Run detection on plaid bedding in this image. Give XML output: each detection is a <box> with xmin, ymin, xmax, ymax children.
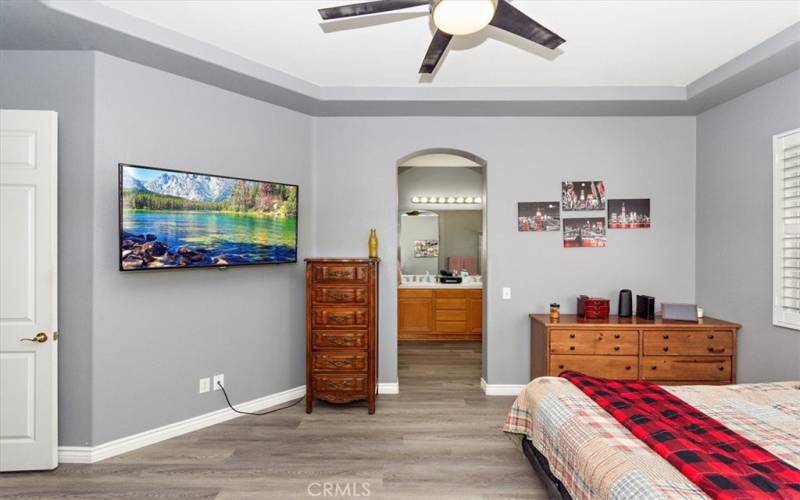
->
<box><xmin>504</xmin><ymin>377</ymin><xmax>800</xmax><ymax>500</ymax></box>
<box><xmin>561</xmin><ymin>372</ymin><xmax>800</xmax><ymax>499</ymax></box>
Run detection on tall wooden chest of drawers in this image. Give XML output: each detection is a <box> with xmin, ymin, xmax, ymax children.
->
<box><xmin>306</xmin><ymin>258</ymin><xmax>379</xmax><ymax>414</ymax></box>
<box><xmin>530</xmin><ymin>314</ymin><xmax>740</xmax><ymax>385</ymax></box>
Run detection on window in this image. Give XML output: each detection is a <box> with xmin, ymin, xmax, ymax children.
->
<box><xmin>773</xmin><ymin>128</ymin><xmax>800</xmax><ymax>330</ymax></box>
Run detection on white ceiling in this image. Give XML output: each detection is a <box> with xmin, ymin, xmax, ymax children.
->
<box><xmin>95</xmin><ymin>0</ymin><xmax>800</xmax><ymax>88</ymax></box>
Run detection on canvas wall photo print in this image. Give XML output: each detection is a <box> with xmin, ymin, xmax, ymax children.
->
<box><xmin>119</xmin><ymin>164</ymin><xmax>298</xmax><ymax>270</ymax></box>
<box><xmin>563</xmin><ymin>217</ymin><xmax>607</xmax><ymax>248</ymax></box>
<box><xmin>518</xmin><ymin>202</ymin><xmax>560</xmax><ymax>232</ymax></box>
<box><xmin>608</xmin><ymin>198</ymin><xmax>651</xmax><ymax>229</ymax></box>
<box><xmin>562</xmin><ymin>181</ymin><xmax>606</xmax><ymax>211</ymax></box>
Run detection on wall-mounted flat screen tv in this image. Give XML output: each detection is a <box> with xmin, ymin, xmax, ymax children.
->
<box><xmin>119</xmin><ymin>164</ymin><xmax>298</xmax><ymax>271</ymax></box>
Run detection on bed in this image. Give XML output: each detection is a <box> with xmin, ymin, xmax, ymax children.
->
<box><xmin>504</xmin><ymin>377</ymin><xmax>800</xmax><ymax>499</ymax></box>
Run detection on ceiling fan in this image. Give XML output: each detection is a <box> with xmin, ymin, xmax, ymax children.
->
<box><xmin>318</xmin><ymin>0</ymin><xmax>565</xmax><ymax>74</ymax></box>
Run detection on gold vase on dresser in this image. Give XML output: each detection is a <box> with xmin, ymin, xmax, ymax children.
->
<box><xmin>306</xmin><ymin>258</ymin><xmax>379</xmax><ymax>414</ymax></box>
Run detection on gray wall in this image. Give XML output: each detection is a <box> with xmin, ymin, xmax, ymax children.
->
<box><xmin>696</xmin><ymin>69</ymin><xmax>800</xmax><ymax>383</ymax></box>
<box><xmin>1</xmin><ymin>51</ymin><xmax>314</xmax><ymax>446</ymax></box>
<box><xmin>398</xmin><ymin>167</ymin><xmax>483</xmax><ymax>212</ymax></box>
<box><xmin>89</xmin><ymin>53</ymin><xmax>313</xmax><ymax>444</ymax></box>
<box><xmin>315</xmin><ymin>116</ymin><xmax>696</xmax><ymax>384</ymax></box>
<box><xmin>0</xmin><ymin>51</ymin><xmax>95</xmax><ymax>446</ymax></box>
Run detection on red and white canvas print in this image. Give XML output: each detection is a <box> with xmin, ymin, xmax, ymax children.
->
<box><xmin>608</xmin><ymin>199</ymin><xmax>651</xmax><ymax>229</ymax></box>
<box><xmin>563</xmin><ymin>217</ymin><xmax>607</xmax><ymax>248</ymax></box>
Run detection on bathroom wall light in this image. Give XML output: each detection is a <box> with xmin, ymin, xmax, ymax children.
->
<box><xmin>411</xmin><ymin>195</ymin><xmax>483</xmax><ymax>204</ymax></box>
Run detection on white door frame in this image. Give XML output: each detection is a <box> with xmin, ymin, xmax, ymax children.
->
<box><xmin>0</xmin><ymin>109</ymin><xmax>59</xmax><ymax>471</ymax></box>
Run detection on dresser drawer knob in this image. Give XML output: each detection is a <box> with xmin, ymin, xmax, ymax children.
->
<box><xmin>614</xmin><ymin>334</ymin><xmax>620</xmax><ymax>339</ymax></box>
<box><xmin>708</xmin><ymin>347</ymin><xmax>725</xmax><ymax>353</ymax></box>
<box><xmin>558</xmin><ymin>364</ymin><xmax>565</xmax><ymax>369</ymax></box>
<box><xmin>569</xmin><ymin>346</ymin><xmax>576</xmax><ymax>351</ymax></box>
<box><xmin>663</xmin><ymin>347</ymin><xmax>669</xmax><ymax>352</ymax></box>
<box><xmin>625</xmin><ymin>365</ymin><xmax>631</xmax><ymax>370</ymax></box>
<box><xmin>662</xmin><ymin>335</ymin><xmax>669</xmax><ymax>340</ymax></box>
<box><xmin>569</xmin><ymin>333</ymin><xmax>575</xmax><ymax>339</ymax></box>
<box><xmin>718</xmin><ymin>366</ymin><xmax>725</xmax><ymax>371</ymax></box>
<box><xmin>330</xmin><ymin>336</ymin><xmax>348</xmax><ymax>345</ymax></box>
<box><xmin>708</xmin><ymin>334</ymin><xmax>715</xmax><ymax>340</ymax></box>
<box><xmin>614</xmin><ymin>346</ymin><xmax>620</xmax><ymax>351</ymax></box>
<box><xmin>651</xmin><ymin>366</ymin><xmax>657</xmax><ymax>370</ymax></box>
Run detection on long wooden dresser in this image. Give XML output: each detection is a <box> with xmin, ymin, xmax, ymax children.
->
<box><xmin>306</xmin><ymin>258</ymin><xmax>379</xmax><ymax>414</ymax></box>
<box><xmin>530</xmin><ymin>314</ymin><xmax>740</xmax><ymax>385</ymax></box>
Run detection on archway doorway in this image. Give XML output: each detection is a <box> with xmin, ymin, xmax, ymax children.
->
<box><xmin>395</xmin><ymin>149</ymin><xmax>487</xmax><ymax>395</ymax></box>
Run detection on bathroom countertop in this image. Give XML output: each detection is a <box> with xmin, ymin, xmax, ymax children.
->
<box><xmin>398</xmin><ymin>282</ymin><xmax>483</xmax><ymax>289</ymax></box>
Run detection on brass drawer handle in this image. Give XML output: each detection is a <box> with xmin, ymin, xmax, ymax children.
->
<box><xmin>329</xmin><ymin>291</ymin><xmax>351</xmax><ymax>301</ymax></box>
<box><xmin>328</xmin><ymin>336</ymin><xmax>350</xmax><ymax>345</ymax></box>
<box><xmin>328</xmin><ymin>359</ymin><xmax>353</xmax><ymax>368</ymax></box>
<box><xmin>328</xmin><ymin>270</ymin><xmax>353</xmax><ymax>278</ymax></box>
<box><xmin>325</xmin><ymin>380</ymin><xmax>351</xmax><ymax>390</ymax></box>
<box><xmin>327</xmin><ymin>314</ymin><xmax>350</xmax><ymax>324</ymax></box>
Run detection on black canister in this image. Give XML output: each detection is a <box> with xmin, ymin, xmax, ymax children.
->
<box><xmin>618</xmin><ymin>289</ymin><xmax>633</xmax><ymax>317</ymax></box>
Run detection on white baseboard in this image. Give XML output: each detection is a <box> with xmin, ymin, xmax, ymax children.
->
<box><xmin>481</xmin><ymin>378</ymin><xmax>526</xmax><ymax>396</ymax></box>
<box><xmin>377</xmin><ymin>382</ymin><xmax>399</xmax><ymax>394</ymax></box>
<box><xmin>58</xmin><ymin>385</ymin><xmax>306</xmax><ymax>464</ymax></box>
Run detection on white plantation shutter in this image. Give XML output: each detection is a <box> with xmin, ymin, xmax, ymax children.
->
<box><xmin>774</xmin><ymin>128</ymin><xmax>800</xmax><ymax>330</ymax></box>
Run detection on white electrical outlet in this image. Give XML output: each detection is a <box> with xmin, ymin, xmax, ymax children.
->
<box><xmin>213</xmin><ymin>373</ymin><xmax>224</xmax><ymax>391</ymax></box>
<box><xmin>199</xmin><ymin>377</ymin><xmax>211</xmax><ymax>394</ymax></box>
<box><xmin>502</xmin><ymin>287</ymin><xmax>511</xmax><ymax>300</ymax></box>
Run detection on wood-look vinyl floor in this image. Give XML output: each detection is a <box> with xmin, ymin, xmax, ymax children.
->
<box><xmin>2</xmin><ymin>342</ymin><xmax>545</xmax><ymax>499</ymax></box>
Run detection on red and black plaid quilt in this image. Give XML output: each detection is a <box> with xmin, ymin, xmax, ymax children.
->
<box><xmin>561</xmin><ymin>371</ymin><xmax>800</xmax><ymax>499</ymax></box>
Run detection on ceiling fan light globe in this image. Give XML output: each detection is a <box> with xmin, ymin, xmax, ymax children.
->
<box><xmin>432</xmin><ymin>0</ymin><xmax>497</xmax><ymax>36</ymax></box>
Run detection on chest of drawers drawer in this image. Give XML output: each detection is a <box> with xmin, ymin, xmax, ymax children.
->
<box><xmin>312</xmin><ymin>330</ymin><xmax>367</xmax><ymax>349</ymax></box>
<box><xmin>641</xmin><ymin>356</ymin><xmax>731</xmax><ymax>382</ymax></box>
<box><xmin>312</xmin><ymin>264</ymin><xmax>368</xmax><ymax>283</ymax></box>
<box><xmin>313</xmin><ymin>374</ymin><xmax>367</xmax><ymax>394</ymax></box>
<box><xmin>312</xmin><ymin>286</ymin><xmax>368</xmax><ymax>305</ymax></box>
<box><xmin>311</xmin><ymin>307</ymin><xmax>368</xmax><ymax>329</ymax></box>
<box><xmin>312</xmin><ymin>351</ymin><xmax>367</xmax><ymax>372</ymax></box>
<box><xmin>549</xmin><ymin>355</ymin><xmax>638</xmax><ymax>379</ymax></box>
<box><xmin>550</xmin><ymin>329</ymin><xmax>638</xmax><ymax>355</ymax></box>
<box><xmin>643</xmin><ymin>330</ymin><xmax>733</xmax><ymax>356</ymax></box>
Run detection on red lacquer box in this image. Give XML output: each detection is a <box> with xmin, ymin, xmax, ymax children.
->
<box><xmin>577</xmin><ymin>295</ymin><xmax>610</xmax><ymax>319</ymax></box>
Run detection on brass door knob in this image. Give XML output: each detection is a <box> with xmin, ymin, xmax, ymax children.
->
<box><xmin>20</xmin><ymin>332</ymin><xmax>48</xmax><ymax>343</ymax></box>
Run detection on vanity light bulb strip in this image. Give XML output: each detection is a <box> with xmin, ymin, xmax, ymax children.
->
<box><xmin>411</xmin><ymin>196</ymin><xmax>482</xmax><ymax>204</ymax></box>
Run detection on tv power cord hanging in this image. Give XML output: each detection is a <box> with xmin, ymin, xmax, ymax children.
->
<box><xmin>217</xmin><ymin>381</ymin><xmax>303</xmax><ymax>416</ymax></box>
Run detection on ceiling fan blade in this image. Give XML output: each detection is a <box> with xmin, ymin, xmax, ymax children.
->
<box><xmin>319</xmin><ymin>0</ymin><xmax>429</xmax><ymax>20</ymax></box>
<box><xmin>489</xmin><ymin>0</ymin><xmax>565</xmax><ymax>49</ymax></box>
<box><xmin>419</xmin><ymin>29</ymin><xmax>452</xmax><ymax>73</ymax></box>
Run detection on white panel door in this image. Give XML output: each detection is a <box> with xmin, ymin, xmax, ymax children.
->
<box><xmin>0</xmin><ymin>110</ymin><xmax>58</xmax><ymax>471</ymax></box>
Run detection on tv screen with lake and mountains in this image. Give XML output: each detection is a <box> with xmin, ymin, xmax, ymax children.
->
<box><xmin>119</xmin><ymin>164</ymin><xmax>298</xmax><ymax>271</ymax></box>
